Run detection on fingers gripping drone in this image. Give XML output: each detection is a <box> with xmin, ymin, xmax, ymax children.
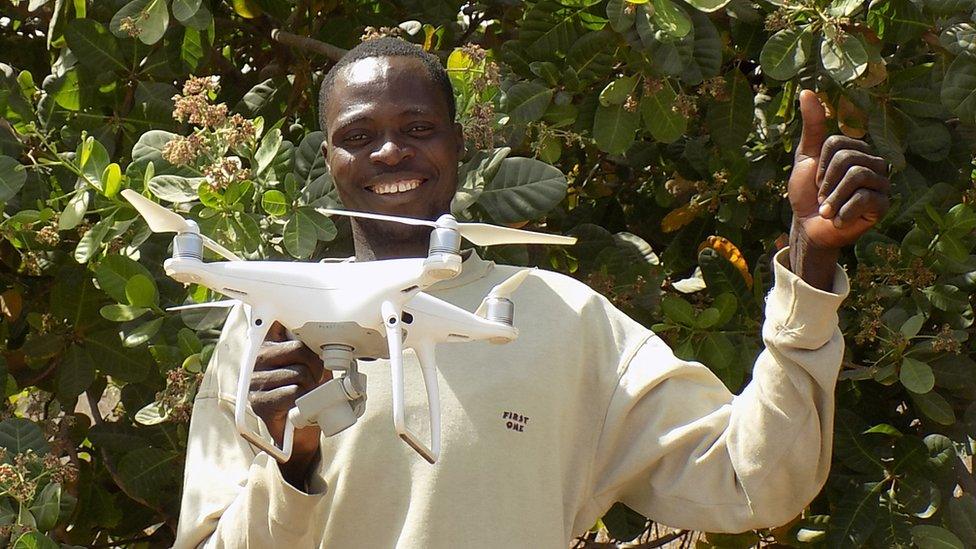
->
<box><xmin>121</xmin><ymin>190</ymin><xmax>575</xmax><ymax>463</ymax></box>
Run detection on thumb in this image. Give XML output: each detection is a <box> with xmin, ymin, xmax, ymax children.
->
<box><xmin>796</xmin><ymin>89</ymin><xmax>827</xmax><ymax>162</ymax></box>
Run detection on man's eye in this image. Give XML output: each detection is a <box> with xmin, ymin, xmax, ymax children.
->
<box><xmin>345</xmin><ymin>133</ymin><xmax>369</xmax><ymax>143</ymax></box>
<box><xmin>408</xmin><ymin>125</ymin><xmax>433</xmax><ymax>133</ymax></box>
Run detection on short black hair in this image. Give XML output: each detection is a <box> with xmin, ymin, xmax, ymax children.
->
<box><xmin>318</xmin><ymin>37</ymin><xmax>456</xmax><ymax>134</ymax></box>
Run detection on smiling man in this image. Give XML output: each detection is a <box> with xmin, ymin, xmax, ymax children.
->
<box><xmin>175</xmin><ymin>38</ymin><xmax>889</xmax><ymax>548</ymax></box>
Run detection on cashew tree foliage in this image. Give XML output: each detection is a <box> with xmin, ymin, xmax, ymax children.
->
<box><xmin>0</xmin><ymin>0</ymin><xmax>975</xmax><ymax>546</ymax></box>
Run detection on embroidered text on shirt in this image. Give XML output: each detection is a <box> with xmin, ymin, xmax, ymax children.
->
<box><xmin>502</xmin><ymin>411</ymin><xmax>529</xmax><ymax>432</ymax></box>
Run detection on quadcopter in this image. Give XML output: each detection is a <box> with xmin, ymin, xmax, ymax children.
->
<box><xmin>120</xmin><ymin>189</ymin><xmax>576</xmax><ymax>464</ymax></box>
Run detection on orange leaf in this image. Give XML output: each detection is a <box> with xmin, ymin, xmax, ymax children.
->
<box><xmin>838</xmin><ymin>95</ymin><xmax>868</xmax><ymax>139</ymax></box>
<box><xmin>661</xmin><ymin>204</ymin><xmax>698</xmax><ymax>233</ymax></box>
<box><xmin>0</xmin><ymin>290</ymin><xmax>22</xmax><ymax>322</ymax></box>
<box><xmin>698</xmin><ymin>236</ymin><xmax>753</xmax><ymax>288</ymax></box>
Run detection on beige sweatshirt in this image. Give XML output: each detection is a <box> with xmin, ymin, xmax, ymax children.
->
<box><xmin>174</xmin><ymin>248</ymin><xmax>849</xmax><ymax>549</ymax></box>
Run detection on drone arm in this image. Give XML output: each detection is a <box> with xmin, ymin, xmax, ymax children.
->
<box><xmin>383</xmin><ymin>300</ymin><xmax>440</xmax><ymax>464</ymax></box>
<box><xmin>234</xmin><ymin>305</ymin><xmax>294</xmax><ymax>463</ymax></box>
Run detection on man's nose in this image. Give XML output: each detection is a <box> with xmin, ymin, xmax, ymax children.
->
<box><xmin>370</xmin><ymin>136</ymin><xmax>413</xmax><ymax>166</ymax></box>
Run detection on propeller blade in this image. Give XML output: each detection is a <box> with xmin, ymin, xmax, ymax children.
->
<box><xmin>475</xmin><ymin>269</ymin><xmax>534</xmax><ymax>317</ymax></box>
<box><xmin>200</xmin><ymin>234</ymin><xmax>244</xmax><ymax>262</ymax></box>
<box><xmin>458</xmin><ymin>223</ymin><xmax>577</xmax><ymax>247</ymax></box>
<box><xmin>167</xmin><ymin>300</ymin><xmax>240</xmax><ymax>312</ymax></box>
<box><xmin>318</xmin><ymin>208</ymin><xmax>436</xmax><ymax>228</ymax></box>
<box><xmin>121</xmin><ymin>189</ymin><xmax>193</xmax><ymax>234</ymax></box>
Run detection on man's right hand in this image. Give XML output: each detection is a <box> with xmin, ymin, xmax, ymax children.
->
<box><xmin>250</xmin><ymin>321</ymin><xmax>331</xmax><ymax>484</ymax></box>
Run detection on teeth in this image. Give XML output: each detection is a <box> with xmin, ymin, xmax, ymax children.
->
<box><xmin>370</xmin><ymin>179</ymin><xmax>422</xmax><ymax>195</ymax></box>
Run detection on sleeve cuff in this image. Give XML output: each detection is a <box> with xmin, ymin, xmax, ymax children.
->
<box><xmin>252</xmin><ymin>452</ymin><xmax>327</xmax><ymax>534</ymax></box>
<box><xmin>764</xmin><ymin>247</ymin><xmax>849</xmax><ymax>350</ymax></box>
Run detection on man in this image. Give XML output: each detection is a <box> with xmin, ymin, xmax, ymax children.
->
<box><xmin>175</xmin><ymin>38</ymin><xmax>889</xmax><ymax>547</ymax></box>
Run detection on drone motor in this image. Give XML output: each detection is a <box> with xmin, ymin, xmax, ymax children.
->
<box><xmin>172</xmin><ymin>221</ymin><xmax>204</xmax><ymax>261</ymax></box>
<box><xmin>423</xmin><ymin>214</ymin><xmax>463</xmax><ymax>281</ymax></box>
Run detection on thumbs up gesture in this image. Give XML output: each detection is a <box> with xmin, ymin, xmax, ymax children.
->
<box><xmin>789</xmin><ymin>90</ymin><xmax>890</xmax><ymax>249</ymax></box>
<box><xmin>786</xmin><ymin>90</ymin><xmax>890</xmax><ymax>289</ymax></box>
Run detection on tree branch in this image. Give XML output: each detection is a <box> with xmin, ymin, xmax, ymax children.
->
<box><xmin>271</xmin><ymin>30</ymin><xmax>347</xmax><ymax>62</ymax></box>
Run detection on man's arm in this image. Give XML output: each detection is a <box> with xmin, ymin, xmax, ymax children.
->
<box><xmin>174</xmin><ymin>308</ymin><xmax>330</xmax><ymax>549</ymax></box>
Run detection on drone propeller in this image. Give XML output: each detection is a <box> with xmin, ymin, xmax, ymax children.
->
<box><xmin>475</xmin><ymin>269</ymin><xmax>534</xmax><ymax>318</ymax></box>
<box><xmin>319</xmin><ymin>209</ymin><xmax>577</xmax><ymax>247</ymax></box>
<box><xmin>121</xmin><ymin>189</ymin><xmax>243</xmax><ymax>262</ymax></box>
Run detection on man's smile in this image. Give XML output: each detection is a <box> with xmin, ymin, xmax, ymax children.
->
<box><xmin>366</xmin><ymin>177</ymin><xmax>426</xmax><ymax>195</ymax></box>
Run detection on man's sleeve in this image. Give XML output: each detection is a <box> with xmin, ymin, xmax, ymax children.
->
<box><xmin>576</xmin><ymin>247</ymin><xmax>849</xmax><ymax>534</ymax></box>
<box><xmin>174</xmin><ymin>307</ymin><xmax>329</xmax><ymax>549</ymax></box>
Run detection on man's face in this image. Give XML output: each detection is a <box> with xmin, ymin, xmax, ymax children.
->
<box><xmin>323</xmin><ymin>56</ymin><xmax>462</xmax><ymax>242</ymax></box>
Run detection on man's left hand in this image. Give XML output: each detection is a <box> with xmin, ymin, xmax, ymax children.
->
<box><xmin>787</xmin><ymin>89</ymin><xmax>891</xmax><ymax>290</ymax></box>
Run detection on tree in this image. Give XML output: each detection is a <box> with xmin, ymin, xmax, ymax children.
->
<box><xmin>0</xmin><ymin>0</ymin><xmax>974</xmax><ymax>546</ymax></box>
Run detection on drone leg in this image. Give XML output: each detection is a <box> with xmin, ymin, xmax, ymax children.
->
<box><xmin>382</xmin><ymin>301</ymin><xmax>437</xmax><ymax>464</ymax></box>
<box><xmin>234</xmin><ymin>305</ymin><xmax>294</xmax><ymax>463</ymax></box>
<box><xmin>414</xmin><ymin>340</ymin><xmax>441</xmax><ymax>462</ymax></box>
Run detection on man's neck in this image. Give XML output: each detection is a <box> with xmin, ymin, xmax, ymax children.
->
<box><xmin>351</xmin><ymin>222</ymin><xmax>430</xmax><ymax>261</ymax></box>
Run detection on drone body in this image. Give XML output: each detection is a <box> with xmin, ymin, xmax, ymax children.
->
<box><xmin>120</xmin><ymin>189</ymin><xmax>574</xmax><ymax>464</ymax></box>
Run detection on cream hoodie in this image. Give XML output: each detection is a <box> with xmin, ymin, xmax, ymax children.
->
<box><xmin>175</xmin><ymin>248</ymin><xmax>848</xmax><ymax>548</ymax></box>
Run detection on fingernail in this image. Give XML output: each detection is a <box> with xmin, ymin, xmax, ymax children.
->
<box><xmin>819</xmin><ymin>203</ymin><xmax>833</xmax><ymax>218</ymax></box>
<box><xmin>817</xmin><ymin>195</ymin><xmax>825</xmax><ymax>205</ymax></box>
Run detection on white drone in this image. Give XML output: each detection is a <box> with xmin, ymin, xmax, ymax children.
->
<box><xmin>120</xmin><ymin>189</ymin><xmax>575</xmax><ymax>464</ymax></box>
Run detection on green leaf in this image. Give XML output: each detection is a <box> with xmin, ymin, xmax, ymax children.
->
<box><xmin>12</xmin><ymin>532</ymin><xmax>59</xmax><ymax>549</ymax></box>
<box><xmin>698</xmin><ymin>247</ymin><xmax>750</xmax><ymax>301</ymax></box>
<box><xmin>599</xmin><ymin>75</ymin><xmax>638</xmax><ymax>106</ymax></box>
<box><xmin>640</xmin><ymin>86</ymin><xmax>687</xmax><ymax>143</ymax></box>
<box><xmin>123</xmin><ymin>317</ymin><xmax>164</xmax><ymax>348</ymax></box>
<box><xmin>900</xmin><ymin>357</ymin><xmax>935</xmax><ymax>394</ymax></box>
<box><xmin>834</xmin><ymin>409</ymin><xmax>885</xmax><ymax>473</ymax></box>
<box><xmin>651</xmin><ymin>0</ymin><xmax>691</xmax><ymax>38</ymax></box>
<box><xmin>56</xmin><ymin>345</ymin><xmax>96</xmax><ymax>400</ymax></box>
<box><xmin>911</xmin><ymin>525</ymin><xmax>964</xmax><ymax>549</ymax></box>
<box><xmin>84</xmin><ymin>329</ymin><xmax>150</xmax><ymax>382</ymax></box>
<box><xmin>102</xmin><ymin>163</ymin><xmax>122</xmax><ymax>198</ymax></box>
<box><xmin>0</xmin><ymin>418</ymin><xmax>50</xmax><ymax>454</ymax></box>
<box><xmin>283</xmin><ymin>208</ymin><xmax>331</xmax><ymax>259</ymax></box>
<box><xmin>593</xmin><ymin>103</ymin><xmax>640</xmax><ymax>154</ymax></box>
<box><xmin>502</xmin><ymin>81</ymin><xmax>553</xmax><ymax>124</ymax></box>
<box><xmin>255</xmin><ymin>128</ymin><xmax>282</xmax><ymax>177</ymax></box>
<box><xmin>262</xmin><ymin>189</ymin><xmax>288</xmax><ymax>216</ymax></box>
<box><xmin>64</xmin><ymin>19</ymin><xmax>125</xmax><ymax>73</ymax></box>
<box><xmin>566</xmin><ymin>31</ymin><xmax>615</xmax><ymax>83</ymax></box>
<box><xmin>96</xmin><ymin>254</ymin><xmax>154</xmax><ymax>304</ymax></box>
<box><xmin>827</xmin><ymin>483</ymin><xmax>881</xmax><ymax>548</ymax></box>
<box><xmin>0</xmin><ymin>155</ymin><xmax>27</xmax><ymax>202</ymax></box>
<box><xmin>680</xmin><ymin>10</ymin><xmax>722</xmax><ymax>85</ymax></box>
<box><xmin>74</xmin><ymin>218</ymin><xmax>112</xmax><ymax>264</ymax></box>
<box><xmin>295</xmin><ymin>131</ymin><xmax>336</xmax><ymax>205</ymax></box>
<box><xmin>148</xmin><ymin>175</ymin><xmax>203</xmax><ymax>203</ymax></box>
<box><xmin>867</xmin><ymin>0</ymin><xmax>928</xmax><ymax>45</ymax></box>
<box><xmin>100</xmin><ymin>304</ymin><xmax>150</xmax><ymax>322</ymax></box>
<box><xmin>940</xmin><ymin>23</ymin><xmax>976</xmax><ymax>57</ymax></box>
<box><xmin>760</xmin><ymin>28</ymin><xmax>812</xmax><ymax>81</ymax></box>
<box><xmin>477</xmin><ymin>157</ymin><xmax>568</xmax><ymax>224</ymax></box>
<box><xmin>661</xmin><ymin>295</ymin><xmax>695</xmax><ymax>326</ymax></box>
<box><xmin>601</xmin><ymin>502</ymin><xmax>646</xmax><ymax>542</ymax></box>
<box><xmin>941</xmin><ymin>54</ymin><xmax>976</xmax><ymax>125</ymax></box>
<box><xmin>830</xmin><ymin>0</ymin><xmax>866</xmax><ymax>17</ymax></box>
<box><xmin>873</xmin><ymin>503</ymin><xmax>913</xmax><ymax>549</ymax></box>
<box><xmin>821</xmin><ymin>33</ymin><xmax>869</xmax><ymax>83</ymax></box>
<box><xmin>910</xmin><ymin>390</ymin><xmax>956</xmax><ymax>425</ymax></box>
<box><xmin>110</xmin><ymin>0</ymin><xmax>169</xmax><ymax>45</ymax></box>
<box><xmin>172</xmin><ymin>0</ymin><xmax>202</xmax><ymax>22</ymax></box>
<box><xmin>948</xmin><ymin>495</ymin><xmax>976</xmax><ymax>547</ymax></box>
<box><xmin>706</xmin><ymin>71</ymin><xmax>754</xmax><ymax>150</ymax></box>
<box><xmin>134</xmin><ymin>402</ymin><xmax>168</xmax><ymax>425</ymax></box>
<box><xmin>116</xmin><ymin>447</ymin><xmax>181</xmax><ymax>504</ymax></box>
<box><xmin>684</xmin><ymin>0</ymin><xmax>731</xmax><ymax>12</ymax></box>
<box><xmin>29</xmin><ymin>482</ymin><xmax>61</xmax><ymax>531</ymax></box>
<box><xmin>606</xmin><ymin>0</ymin><xmax>636</xmax><ymax>32</ymax></box>
<box><xmin>868</xmin><ymin>104</ymin><xmax>906</xmax><ymax>171</ymax></box>
<box><xmin>124</xmin><ymin>274</ymin><xmax>157</xmax><ymax>308</ymax></box>
<box><xmin>58</xmin><ymin>190</ymin><xmax>89</xmax><ymax>231</ymax></box>
<box><xmin>908</xmin><ymin>120</ymin><xmax>951</xmax><ymax>162</ymax></box>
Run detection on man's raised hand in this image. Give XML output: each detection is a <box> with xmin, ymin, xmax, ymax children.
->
<box><xmin>789</xmin><ymin>89</ymin><xmax>891</xmax><ymax>250</ymax></box>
